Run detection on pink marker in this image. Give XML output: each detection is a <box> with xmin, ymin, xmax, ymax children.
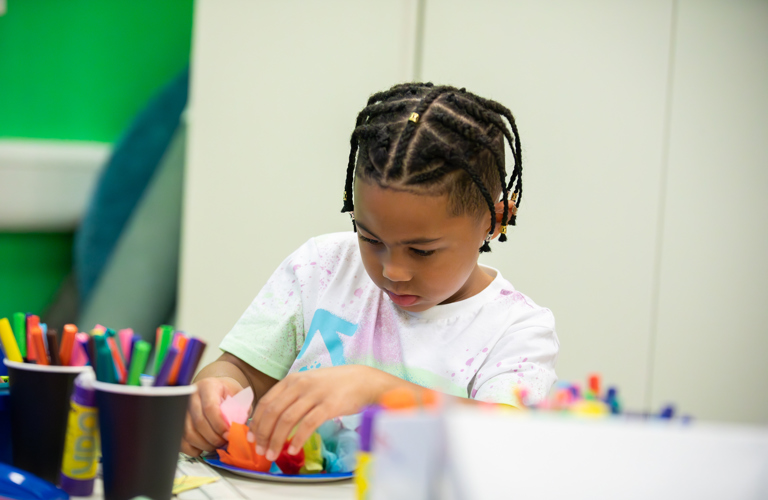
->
<box><xmin>70</xmin><ymin>333</ymin><xmax>91</xmax><ymax>366</ymax></box>
<box><xmin>118</xmin><ymin>328</ymin><xmax>134</xmax><ymax>366</ymax></box>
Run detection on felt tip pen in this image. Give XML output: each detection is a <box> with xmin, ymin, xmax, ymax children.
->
<box><xmin>106</xmin><ymin>336</ymin><xmax>127</xmax><ymax>383</ymax></box>
<box><xmin>31</xmin><ymin>327</ymin><xmax>48</xmax><ymax>365</ymax></box>
<box><xmin>175</xmin><ymin>338</ymin><xmax>207</xmax><ymax>386</ymax></box>
<box><xmin>118</xmin><ymin>329</ymin><xmax>134</xmax><ymax>366</ymax></box>
<box><xmin>0</xmin><ymin>318</ymin><xmax>23</xmax><ymax>363</ymax></box>
<box><xmin>153</xmin><ymin>325</ymin><xmax>174</xmax><ymax>376</ymax></box>
<box><xmin>46</xmin><ymin>329</ymin><xmax>61</xmax><ymax>365</ymax></box>
<box><xmin>59</xmin><ymin>324</ymin><xmax>78</xmax><ymax>367</ymax></box>
<box><xmin>94</xmin><ymin>337</ymin><xmax>116</xmax><ymax>383</ymax></box>
<box><xmin>26</xmin><ymin>315</ymin><xmax>40</xmax><ymax>362</ymax></box>
<box><xmin>70</xmin><ymin>334</ymin><xmax>90</xmax><ymax>367</ymax></box>
<box><xmin>126</xmin><ymin>340</ymin><xmax>151</xmax><ymax>386</ymax></box>
<box><xmin>153</xmin><ymin>347</ymin><xmax>179</xmax><ymax>387</ymax></box>
<box><xmin>12</xmin><ymin>312</ymin><xmax>26</xmax><ymax>359</ymax></box>
<box><xmin>167</xmin><ymin>334</ymin><xmax>188</xmax><ymax>386</ymax></box>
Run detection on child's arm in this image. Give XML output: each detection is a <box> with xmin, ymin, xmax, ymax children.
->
<box><xmin>249</xmin><ymin>365</ymin><xmax>496</xmax><ymax>462</ymax></box>
<box><xmin>181</xmin><ymin>352</ymin><xmax>278</xmax><ymax>457</ymax></box>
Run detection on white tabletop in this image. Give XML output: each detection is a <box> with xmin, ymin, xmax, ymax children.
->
<box><xmin>82</xmin><ymin>455</ymin><xmax>354</xmax><ymax>500</ymax></box>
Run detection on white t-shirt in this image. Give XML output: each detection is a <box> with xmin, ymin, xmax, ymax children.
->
<box><xmin>220</xmin><ymin>232</ymin><xmax>559</xmax><ymax>406</ymax></box>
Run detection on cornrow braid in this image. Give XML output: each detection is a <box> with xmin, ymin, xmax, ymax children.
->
<box><xmin>427</xmin><ymin>107</ymin><xmax>510</xmax><ymax>242</ymax></box>
<box><xmin>341</xmin><ymin>82</ymin><xmax>524</xmax><ymax>252</ymax></box>
<box><xmin>470</xmin><ymin>95</ymin><xmax>524</xmax><ymax>214</ymax></box>
<box><xmin>387</xmin><ymin>86</ymin><xmax>449</xmax><ymax>181</ymax></box>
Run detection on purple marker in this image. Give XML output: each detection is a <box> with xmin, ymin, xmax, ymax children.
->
<box><xmin>175</xmin><ymin>338</ymin><xmax>207</xmax><ymax>386</ymax></box>
<box><xmin>153</xmin><ymin>347</ymin><xmax>179</xmax><ymax>387</ymax></box>
<box><xmin>359</xmin><ymin>405</ymin><xmax>381</xmax><ymax>452</ymax></box>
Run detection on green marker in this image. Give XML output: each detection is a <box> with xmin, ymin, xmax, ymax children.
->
<box><xmin>127</xmin><ymin>340</ymin><xmax>151</xmax><ymax>386</ymax></box>
<box><xmin>13</xmin><ymin>312</ymin><xmax>26</xmax><ymax>358</ymax></box>
<box><xmin>152</xmin><ymin>325</ymin><xmax>174</xmax><ymax>376</ymax></box>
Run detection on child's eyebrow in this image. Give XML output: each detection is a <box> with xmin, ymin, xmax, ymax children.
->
<box><xmin>357</xmin><ymin>222</ymin><xmax>442</xmax><ymax>245</ymax></box>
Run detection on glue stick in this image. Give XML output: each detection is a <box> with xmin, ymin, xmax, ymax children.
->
<box><xmin>60</xmin><ymin>369</ymin><xmax>99</xmax><ymax>496</ymax></box>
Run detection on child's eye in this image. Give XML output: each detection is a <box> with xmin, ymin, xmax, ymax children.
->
<box><xmin>359</xmin><ymin>234</ymin><xmax>381</xmax><ymax>245</ymax></box>
<box><xmin>411</xmin><ymin>248</ymin><xmax>435</xmax><ymax>257</ymax></box>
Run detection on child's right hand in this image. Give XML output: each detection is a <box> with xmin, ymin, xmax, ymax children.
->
<box><xmin>181</xmin><ymin>376</ymin><xmax>244</xmax><ymax>457</ymax></box>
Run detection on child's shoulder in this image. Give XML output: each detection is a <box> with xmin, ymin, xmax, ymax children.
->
<box><xmin>285</xmin><ymin>232</ymin><xmax>360</xmax><ymax>274</ymax></box>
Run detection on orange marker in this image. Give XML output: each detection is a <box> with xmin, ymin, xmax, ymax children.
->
<box><xmin>106</xmin><ymin>336</ymin><xmax>127</xmax><ymax>383</ymax></box>
<box><xmin>31</xmin><ymin>326</ymin><xmax>49</xmax><ymax>365</ymax></box>
<box><xmin>167</xmin><ymin>334</ymin><xmax>188</xmax><ymax>385</ymax></box>
<box><xmin>26</xmin><ymin>315</ymin><xmax>41</xmax><ymax>361</ymax></box>
<box><xmin>59</xmin><ymin>324</ymin><xmax>78</xmax><ymax>366</ymax></box>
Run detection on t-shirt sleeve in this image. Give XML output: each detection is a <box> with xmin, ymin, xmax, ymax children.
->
<box><xmin>471</xmin><ymin>306</ymin><xmax>559</xmax><ymax>407</ymax></box>
<box><xmin>219</xmin><ymin>239</ymin><xmax>319</xmax><ymax>380</ymax></box>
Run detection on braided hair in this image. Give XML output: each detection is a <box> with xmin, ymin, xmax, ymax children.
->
<box><xmin>341</xmin><ymin>83</ymin><xmax>523</xmax><ymax>252</ymax></box>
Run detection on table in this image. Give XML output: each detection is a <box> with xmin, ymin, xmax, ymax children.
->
<box><xmin>82</xmin><ymin>455</ymin><xmax>355</xmax><ymax>500</ymax></box>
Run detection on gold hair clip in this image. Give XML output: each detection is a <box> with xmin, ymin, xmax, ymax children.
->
<box><xmin>500</xmin><ymin>225</ymin><xmax>507</xmax><ymax>235</ymax></box>
<box><xmin>511</xmin><ymin>192</ymin><xmax>518</xmax><ymax>203</ymax></box>
<box><xmin>409</xmin><ymin>112</ymin><xmax>420</xmax><ymax>123</ymax></box>
<box><xmin>344</xmin><ymin>191</ymin><xmax>348</xmax><ymax>201</ymax></box>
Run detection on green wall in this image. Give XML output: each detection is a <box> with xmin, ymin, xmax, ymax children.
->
<box><xmin>0</xmin><ymin>0</ymin><xmax>194</xmax><ymax>142</ymax></box>
<box><xmin>0</xmin><ymin>0</ymin><xmax>194</xmax><ymax>321</ymax></box>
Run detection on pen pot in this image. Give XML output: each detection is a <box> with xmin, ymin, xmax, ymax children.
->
<box><xmin>94</xmin><ymin>381</ymin><xmax>196</xmax><ymax>500</ymax></box>
<box><xmin>3</xmin><ymin>359</ymin><xmax>89</xmax><ymax>483</ymax></box>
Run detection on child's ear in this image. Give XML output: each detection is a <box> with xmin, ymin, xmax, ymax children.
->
<box><xmin>487</xmin><ymin>200</ymin><xmax>518</xmax><ymax>240</ymax></box>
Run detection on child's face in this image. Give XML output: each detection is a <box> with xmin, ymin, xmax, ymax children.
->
<box><xmin>354</xmin><ymin>178</ymin><xmax>492</xmax><ymax>312</ymax></box>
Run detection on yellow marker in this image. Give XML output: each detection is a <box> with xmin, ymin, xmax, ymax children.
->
<box><xmin>0</xmin><ymin>317</ymin><xmax>23</xmax><ymax>362</ymax></box>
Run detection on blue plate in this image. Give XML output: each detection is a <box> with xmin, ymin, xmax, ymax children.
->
<box><xmin>203</xmin><ymin>457</ymin><xmax>353</xmax><ymax>483</ymax></box>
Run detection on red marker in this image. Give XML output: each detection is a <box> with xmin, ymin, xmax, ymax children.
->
<box><xmin>588</xmin><ymin>373</ymin><xmax>601</xmax><ymax>398</ymax></box>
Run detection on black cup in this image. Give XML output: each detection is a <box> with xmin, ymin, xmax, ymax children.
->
<box><xmin>3</xmin><ymin>359</ymin><xmax>89</xmax><ymax>483</ymax></box>
<box><xmin>94</xmin><ymin>381</ymin><xmax>196</xmax><ymax>500</ymax></box>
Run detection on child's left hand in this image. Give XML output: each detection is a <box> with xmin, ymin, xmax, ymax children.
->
<box><xmin>249</xmin><ymin>365</ymin><xmax>385</xmax><ymax>461</ymax></box>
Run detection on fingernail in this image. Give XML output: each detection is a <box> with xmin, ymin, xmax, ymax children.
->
<box><xmin>246</xmin><ymin>431</ymin><xmax>255</xmax><ymax>443</ymax></box>
<box><xmin>265</xmin><ymin>449</ymin><xmax>278</xmax><ymax>461</ymax></box>
<box><xmin>223</xmin><ymin>432</ymin><xmax>230</xmax><ymax>440</ymax></box>
<box><xmin>255</xmin><ymin>445</ymin><xmax>266</xmax><ymax>456</ymax></box>
<box><xmin>287</xmin><ymin>445</ymin><xmax>298</xmax><ymax>455</ymax></box>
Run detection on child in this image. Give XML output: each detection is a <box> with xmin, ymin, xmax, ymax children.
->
<box><xmin>181</xmin><ymin>83</ymin><xmax>559</xmax><ymax>461</ymax></box>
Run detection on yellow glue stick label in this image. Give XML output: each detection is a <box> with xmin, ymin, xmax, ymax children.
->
<box><xmin>61</xmin><ymin>401</ymin><xmax>99</xmax><ymax>479</ymax></box>
<box><xmin>354</xmin><ymin>452</ymin><xmax>372</xmax><ymax>500</ymax></box>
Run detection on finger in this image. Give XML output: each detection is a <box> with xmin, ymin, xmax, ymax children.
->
<box><xmin>265</xmin><ymin>398</ymin><xmax>317</xmax><ymax>461</ymax></box>
<box><xmin>189</xmin><ymin>395</ymin><xmax>227</xmax><ymax>449</ymax></box>
<box><xmin>286</xmin><ymin>404</ymin><xmax>329</xmax><ymax>455</ymax></box>
<box><xmin>250</xmin><ymin>379</ymin><xmax>288</xmax><ymax>428</ymax></box>
<box><xmin>181</xmin><ymin>437</ymin><xmax>202</xmax><ymax>457</ymax></box>
<box><xmin>251</xmin><ymin>383</ymin><xmax>299</xmax><ymax>454</ymax></box>
<box><xmin>183</xmin><ymin>412</ymin><xmax>216</xmax><ymax>453</ymax></box>
<box><xmin>200</xmin><ymin>383</ymin><xmax>231</xmax><ymax>437</ymax></box>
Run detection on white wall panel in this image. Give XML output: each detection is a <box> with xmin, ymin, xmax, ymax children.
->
<box><xmin>421</xmin><ymin>0</ymin><xmax>674</xmax><ymax>409</ymax></box>
<box><xmin>179</xmin><ymin>0</ymin><xmax>419</xmax><ymax>367</ymax></box>
<box><xmin>651</xmin><ymin>0</ymin><xmax>768</xmax><ymax>423</ymax></box>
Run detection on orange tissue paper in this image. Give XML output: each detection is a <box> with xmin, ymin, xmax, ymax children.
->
<box><xmin>216</xmin><ymin>422</ymin><xmax>272</xmax><ymax>472</ymax></box>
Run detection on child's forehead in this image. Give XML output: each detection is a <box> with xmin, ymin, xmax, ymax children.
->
<box><xmin>354</xmin><ymin>180</ymin><xmax>482</xmax><ymax>237</ymax></box>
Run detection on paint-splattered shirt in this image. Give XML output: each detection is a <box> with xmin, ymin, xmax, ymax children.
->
<box><xmin>220</xmin><ymin>232</ymin><xmax>559</xmax><ymax>406</ymax></box>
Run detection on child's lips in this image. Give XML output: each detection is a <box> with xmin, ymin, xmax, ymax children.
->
<box><xmin>385</xmin><ymin>290</ymin><xmax>420</xmax><ymax>307</ymax></box>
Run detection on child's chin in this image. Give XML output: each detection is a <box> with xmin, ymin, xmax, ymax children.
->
<box><xmin>395</xmin><ymin>301</ymin><xmax>434</xmax><ymax>313</ymax></box>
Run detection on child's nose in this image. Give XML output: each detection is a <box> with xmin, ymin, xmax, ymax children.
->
<box><xmin>381</xmin><ymin>255</ymin><xmax>411</xmax><ymax>282</ymax></box>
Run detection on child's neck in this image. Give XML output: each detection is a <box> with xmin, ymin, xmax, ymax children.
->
<box><xmin>439</xmin><ymin>264</ymin><xmax>495</xmax><ymax>305</ymax></box>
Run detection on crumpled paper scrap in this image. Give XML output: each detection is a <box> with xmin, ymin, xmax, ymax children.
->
<box><xmin>172</xmin><ymin>476</ymin><xmax>219</xmax><ymax>494</ymax></box>
<box><xmin>220</xmin><ymin>386</ymin><xmax>254</xmax><ymax>425</ymax></box>
<box><xmin>217</xmin><ymin>422</ymin><xmax>272</xmax><ymax>472</ymax></box>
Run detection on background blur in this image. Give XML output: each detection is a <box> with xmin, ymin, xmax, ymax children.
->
<box><xmin>1</xmin><ymin>0</ymin><xmax>765</xmax><ymax>424</ymax></box>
